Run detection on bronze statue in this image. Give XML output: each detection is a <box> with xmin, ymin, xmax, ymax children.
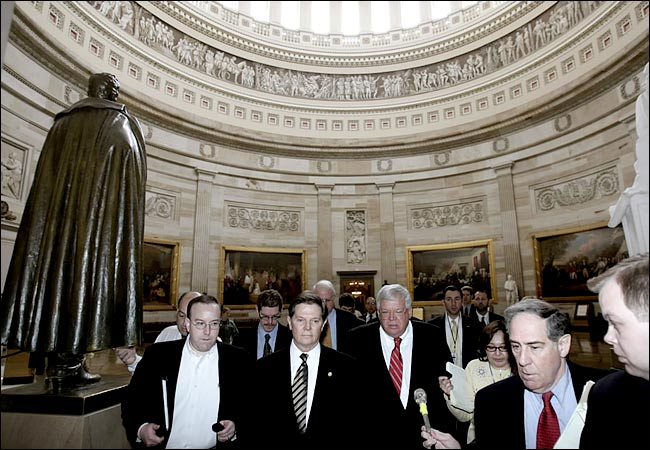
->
<box><xmin>1</xmin><ymin>73</ymin><xmax>147</xmax><ymax>388</ymax></box>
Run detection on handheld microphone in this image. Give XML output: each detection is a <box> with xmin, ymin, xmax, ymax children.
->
<box><xmin>212</xmin><ymin>423</ymin><xmax>225</xmax><ymax>433</ymax></box>
<box><xmin>414</xmin><ymin>388</ymin><xmax>431</xmax><ymax>432</ymax></box>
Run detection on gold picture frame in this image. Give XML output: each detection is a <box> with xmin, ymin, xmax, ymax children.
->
<box><xmin>532</xmin><ymin>222</ymin><xmax>627</xmax><ymax>301</ymax></box>
<box><xmin>219</xmin><ymin>246</ymin><xmax>306</xmax><ymax>309</ymax></box>
<box><xmin>143</xmin><ymin>237</ymin><xmax>180</xmax><ymax>311</ymax></box>
<box><xmin>407</xmin><ymin>239</ymin><xmax>497</xmax><ymax>306</ymax></box>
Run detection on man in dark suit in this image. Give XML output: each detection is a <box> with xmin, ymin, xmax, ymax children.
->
<box><xmin>473</xmin><ymin>297</ymin><xmax>608</xmax><ymax>449</ymax></box>
<box><xmin>363</xmin><ymin>296</ymin><xmax>379</xmax><ymax>323</ymax></box>
<box><xmin>343</xmin><ymin>284</ymin><xmax>456</xmax><ymax>449</ymax></box>
<box><xmin>233</xmin><ymin>289</ymin><xmax>292</xmax><ymax>359</ymax></box>
<box><xmin>254</xmin><ymin>292</ymin><xmax>361</xmax><ymax>449</ymax></box>
<box><xmin>121</xmin><ymin>295</ymin><xmax>253</xmax><ymax>448</ymax></box>
<box><xmin>312</xmin><ymin>279</ymin><xmax>363</xmax><ymax>351</ymax></box>
<box><xmin>473</xmin><ymin>288</ymin><xmax>504</xmax><ymax>327</ymax></box>
<box><xmin>580</xmin><ymin>253</ymin><xmax>649</xmax><ymax>449</ymax></box>
<box><xmin>428</xmin><ymin>285</ymin><xmax>480</xmax><ymax>368</ymax></box>
<box><xmin>461</xmin><ymin>285</ymin><xmax>476</xmax><ymax>317</ymax></box>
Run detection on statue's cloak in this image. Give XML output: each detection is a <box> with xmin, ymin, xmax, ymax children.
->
<box><xmin>1</xmin><ymin>97</ymin><xmax>146</xmax><ymax>353</ymax></box>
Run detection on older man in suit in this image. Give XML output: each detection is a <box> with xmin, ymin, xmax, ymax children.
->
<box><xmin>422</xmin><ymin>297</ymin><xmax>608</xmax><ymax>449</ymax></box>
<box><xmin>312</xmin><ymin>279</ymin><xmax>363</xmax><ymax>351</ymax></box>
<box><xmin>233</xmin><ymin>289</ymin><xmax>292</xmax><ymax>359</ymax></box>
<box><xmin>428</xmin><ymin>285</ymin><xmax>480</xmax><ymax>368</ymax></box>
<box><xmin>121</xmin><ymin>295</ymin><xmax>253</xmax><ymax>448</ymax></box>
<box><xmin>343</xmin><ymin>284</ymin><xmax>456</xmax><ymax>449</ymax></box>
<box><xmin>254</xmin><ymin>292</ymin><xmax>361</xmax><ymax>449</ymax></box>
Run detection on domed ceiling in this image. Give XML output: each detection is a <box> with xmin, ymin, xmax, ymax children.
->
<box><xmin>7</xmin><ymin>1</ymin><xmax>650</xmax><ymax>159</ymax></box>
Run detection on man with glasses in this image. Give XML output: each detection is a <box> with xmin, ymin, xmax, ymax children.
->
<box><xmin>234</xmin><ymin>289</ymin><xmax>292</xmax><ymax>359</ymax></box>
<box><xmin>115</xmin><ymin>291</ymin><xmax>202</xmax><ymax>374</ymax></box>
<box><xmin>312</xmin><ymin>279</ymin><xmax>363</xmax><ymax>351</ymax></box>
<box><xmin>122</xmin><ymin>294</ymin><xmax>253</xmax><ymax>448</ymax></box>
<box><xmin>343</xmin><ymin>284</ymin><xmax>456</xmax><ymax>449</ymax></box>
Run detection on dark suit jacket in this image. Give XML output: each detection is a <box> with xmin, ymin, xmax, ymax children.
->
<box><xmin>254</xmin><ymin>344</ymin><xmax>361</xmax><ymax>449</ymax></box>
<box><xmin>362</xmin><ymin>312</ymin><xmax>379</xmax><ymax>324</ymax></box>
<box><xmin>233</xmin><ymin>322</ymin><xmax>292</xmax><ymax>359</ymax></box>
<box><xmin>473</xmin><ymin>311</ymin><xmax>505</xmax><ymax>327</ymax></box>
<box><xmin>428</xmin><ymin>314</ymin><xmax>480</xmax><ymax>368</ymax></box>
<box><xmin>580</xmin><ymin>370</ymin><xmax>649</xmax><ymax>449</ymax></box>
<box><xmin>320</xmin><ymin>307</ymin><xmax>364</xmax><ymax>351</ymax></box>
<box><xmin>343</xmin><ymin>320</ymin><xmax>456</xmax><ymax>449</ymax></box>
<box><xmin>121</xmin><ymin>339</ymin><xmax>254</xmax><ymax>448</ymax></box>
<box><xmin>474</xmin><ymin>361</ymin><xmax>609</xmax><ymax>449</ymax></box>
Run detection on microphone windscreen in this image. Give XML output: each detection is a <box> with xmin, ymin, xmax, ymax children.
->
<box><xmin>414</xmin><ymin>388</ymin><xmax>428</xmax><ymax>404</ymax></box>
<box><xmin>212</xmin><ymin>423</ymin><xmax>225</xmax><ymax>433</ymax></box>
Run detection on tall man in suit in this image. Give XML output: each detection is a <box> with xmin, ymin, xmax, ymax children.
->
<box><xmin>461</xmin><ymin>285</ymin><xmax>476</xmax><ymax>316</ymax></box>
<box><xmin>233</xmin><ymin>289</ymin><xmax>292</xmax><ymax>359</ymax></box>
<box><xmin>312</xmin><ymin>279</ymin><xmax>363</xmax><ymax>351</ymax></box>
<box><xmin>344</xmin><ymin>284</ymin><xmax>456</xmax><ymax>449</ymax></box>
<box><xmin>428</xmin><ymin>285</ymin><xmax>480</xmax><ymax>368</ymax></box>
<box><xmin>121</xmin><ymin>295</ymin><xmax>253</xmax><ymax>448</ymax></box>
<box><xmin>254</xmin><ymin>292</ymin><xmax>361</xmax><ymax>449</ymax></box>
<box><xmin>580</xmin><ymin>253</ymin><xmax>649</xmax><ymax>449</ymax></box>
<box><xmin>473</xmin><ymin>289</ymin><xmax>504</xmax><ymax>327</ymax></box>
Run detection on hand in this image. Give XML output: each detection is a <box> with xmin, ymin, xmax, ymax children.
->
<box><xmin>140</xmin><ymin>423</ymin><xmax>164</xmax><ymax>447</ymax></box>
<box><xmin>114</xmin><ymin>347</ymin><xmax>137</xmax><ymax>366</ymax></box>
<box><xmin>421</xmin><ymin>426</ymin><xmax>461</xmax><ymax>449</ymax></box>
<box><xmin>216</xmin><ymin>420</ymin><xmax>237</xmax><ymax>442</ymax></box>
<box><xmin>438</xmin><ymin>376</ymin><xmax>454</xmax><ymax>396</ymax></box>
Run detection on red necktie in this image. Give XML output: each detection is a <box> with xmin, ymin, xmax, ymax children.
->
<box><xmin>389</xmin><ymin>337</ymin><xmax>403</xmax><ymax>395</ymax></box>
<box><xmin>536</xmin><ymin>391</ymin><xmax>561</xmax><ymax>449</ymax></box>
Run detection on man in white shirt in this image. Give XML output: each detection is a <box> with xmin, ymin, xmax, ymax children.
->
<box><xmin>313</xmin><ymin>279</ymin><xmax>362</xmax><ymax>351</ymax></box>
<box><xmin>473</xmin><ymin>289</ymin><xmax>504</xmax><ymax>327</ymax></box>
<box><xmin>121</xmin><ymin>295</ymin><xmax>253</xmax><ymax>448</ymax></box>
<box><xmin>114</xmin><ymin>291</ymin><xmax>202</xmax><ymax>373</ymax></box>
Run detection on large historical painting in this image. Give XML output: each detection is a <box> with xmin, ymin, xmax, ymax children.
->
<box><xmin>532</xmin><ymin>223</ymin><xmax>628</xmax><ymax>301</ymax></box>
<box><xmin>143</xmin><ymin>238</ymin><xmax>180</xmax><ymax>310</ymax></box>
<box><xmin>220</xmin><ymin>246</ymin><xmax>306</xmax><ymax>309</ymax></box>
<box><xmin>407</xmin><ymin>239</ymin><xmax>496</xmax><ymax>305</ymax></box>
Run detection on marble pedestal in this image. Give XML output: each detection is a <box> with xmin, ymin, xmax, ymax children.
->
<box><xmin>1</xmin><ymin>374</ymin><xmax>131</xmax><ymax>449</ymax></box>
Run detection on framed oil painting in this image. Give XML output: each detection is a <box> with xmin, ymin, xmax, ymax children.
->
<box><xmin>220</xmin><ymin>246</ymin><xmax>306</xmax><ymax>309</ymax></box>
<box><xmin>532</xmin><ymin>222</ymin><xmax>628</xmax><ymax>301</ymax></box>
<box><xmin>407</xmin><ymin>239</ymin><xmax>496</xmax><ymax>306</ymax></box>
<box><xmin>143</xmin><ymin>238</ymin><xmax>180</xmax><ymax>311</ymax></box>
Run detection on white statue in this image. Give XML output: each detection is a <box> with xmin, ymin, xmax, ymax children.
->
<box><xmin>504</xmin><ymin>274</ymin><xmax>519</xmax><ymax>306</ymax></box>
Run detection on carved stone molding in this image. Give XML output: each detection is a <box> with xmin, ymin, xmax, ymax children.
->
<box><xmin>534</xmin><ymin>167</ymin><xmax>619</xmax><ymax>212</ymax></box>
<box><xmin>145</xmin><ymin>188</ymin><xmax>179</xmax><ymax>221</ymax></box>
<box><xmin>553</xmin><ymin>114</ymin><xmax>572</xmax><ymax>133</ymax></box>
<box><xmin>226</xmin><ymin>204</ymin><xmax>301</xmax><ymax>232</ymax></box>
<box><xmin>345</xmin><ymin>210</ymin><xmax>367</xmax><ymax>264</ymax></box>
<box><xmin>409</xmin><ymin>199</ymin><xmax>485</xmax><ymax>229</ymax></box>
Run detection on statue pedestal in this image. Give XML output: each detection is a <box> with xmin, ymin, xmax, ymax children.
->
<box><xmin>1</xmin><ymin>374</ymin><xmax>131</xmax><ymax>449</ymax></box>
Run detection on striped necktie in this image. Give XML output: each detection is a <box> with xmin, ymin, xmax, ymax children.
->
<box><xmin>292</xmin><ymin>353</ymin><xmax>309</xmax><ymax>434</ymax></box>
<box><xmin>389</xmin><ymin>337</ymin><xmax>403</xmax><ymax>395</ymax></box>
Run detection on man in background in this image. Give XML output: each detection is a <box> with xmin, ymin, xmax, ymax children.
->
<box><xmin>312</xmin><ymin>280</ymin><xmax>363</xmax><ymax>351</ymax></box>
<box><xmin>473</xmin><ymin>289</ymin><xmax>504</xmax><ymax>328</ymax></box>
<box><xmin>580</xmin><ymin>253</ymin><xmax>649</xmax><ymax>449</ymax></box>
<box><xmin>115</xmin><ymin>291</ymin><xmax>202</xmax><ymax>374</ymax></box>
<box><xmin>363</xmin><ymin>296</ymin><xmax>379</xmax><ymax>323</ymax></box>
<box><xmin>234</xmin><ymin>289</ymin><xmax>291</xmax><ymax>359</ymax></box>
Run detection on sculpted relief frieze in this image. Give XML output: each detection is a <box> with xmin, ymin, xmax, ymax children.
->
<box><xmin>346</xmin><ymin>210</ymin><xmax>367</xmax><ymax>264</ymax></box>
<box><xmin>410</xmin><ymin>199</ymin><xmax>485</xmax><ymax>229</ymax></box>
<box><xmin>534</xmin><ymin>168</ymin><xmax>619</xmax><ymax>212</ymax></box>
<box><xmin>87</xmin><ymin>1</ymin><xmax>604</xmax><ymax>103</ymax></box>
<box><xmin>227</xmin><ymin>205</ymin><xmax>301</xmax><ymax>232</ymax></box>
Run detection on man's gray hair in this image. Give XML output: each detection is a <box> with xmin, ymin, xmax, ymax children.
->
<box><xmin>504</xmin><ymin>297</ymin><xmax>570</xmax><ymax>342</ymax></box>
<box><xmin>376</xmin><ymin>284</ymin><xmax>412</xmax><ymax>310</ymax></box>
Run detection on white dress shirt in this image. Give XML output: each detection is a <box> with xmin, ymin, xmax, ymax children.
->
<box><xmin>289</xmin><ymin>342</ymin><xmax>321</xmax><ymax>426</ymax></box>
<box><xmin>445</xmin><ymin>314</ymin><xmax>463</xmax><ymax>367</ymax></box>
<box><xmin>379</xmin><ymin>321</ymin><xmax>414</xmax><ymax>408</ymax></box>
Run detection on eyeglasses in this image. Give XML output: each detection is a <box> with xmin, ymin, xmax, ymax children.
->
<box><xmin>485</xmin><ymin>345</ymin><xmax>508</xmax><ymax>353</ymax></box>
<box><xmin>191</xmin><ymin>321</ymin><xmax>220</xmax><ymax>330</ymax></box>
<box><xmin>260</xmin><ymin>314</ymin><xmax>281</xmax><ymax>322</ymax></box>
<box><xmin>379</xmin><ymin>309</ymin><xmax>407</xmax><ymax>317</ymax></box>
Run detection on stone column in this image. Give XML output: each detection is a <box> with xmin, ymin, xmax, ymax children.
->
<box><xmin>330</xmin><ymin>1</ymin><xmax>342</xmax><ymax>34</ymax></box>
<box><xmin>359</xmin><ymin>1</ymin><xmax>372</xmax><ymax>33</ymax></box>
<box><xmin>316</xmin><ymin>184</ymin><xmax>334</xmax><ymax>281</ymax></box>
<box><xmin>1</xmin><ymin>1</ymin><xmax>15</xmax><ymax>67</ymax></box>
<box><xmin>269</xmin><ymin>1</ymin><xmax>282</xmax><ymax>25</ymax></box>
<box><xmin>377</xmin><ymin>183</ymin><xmax>396</xmax><ymax>283</ymax></box>
<box><xmin>300</xmin><ymin>1</ymin><xmax>312</xmax><ymax>31</ymax></box>
<box><xmin>389</xmin><ymin>1</ymin><xmax>402</xmax><ymax>31</ymax></box>
<box><xmin>239</xmin><ymin>1</ymin><xmax>251</xmax><ymax>16</ymax></box>
<box><xmin>419</xmin><ymin>1</ymin><xmax>432</xmax><ymax>22</ymax></box>
<box><xmin>493</xmin><ymin>163</ymin><xmax>524</xmax><ymax>299</ymax></box>
<box><xmin>191</xmin><ymin>169</ymin><xmax>215</xmax><ymax>294</ymax></box>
